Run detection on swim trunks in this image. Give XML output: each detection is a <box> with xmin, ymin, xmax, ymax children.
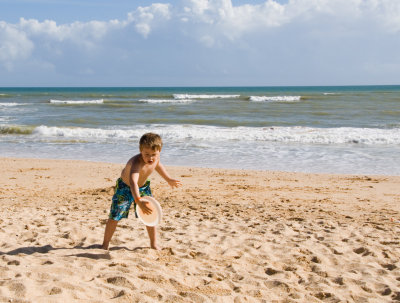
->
<box><xmin>108</xmin><ymin>178</ymin><xmax>152</xmax><ymax>221</ymax></box>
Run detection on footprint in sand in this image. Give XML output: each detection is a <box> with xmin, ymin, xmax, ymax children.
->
<box><xmin>179</xmin><ymin>291</ymin><xmax>207</xmax><ymax>303</ymax></box>
<box><xmin>332</xmin><ymin>276</ymin><xmax>344</xmax><ymax>285</ymax></box>
<box><xmin>391</xmin><ymin>292</ymin><xmax>400</xmax><ymax>301</ymax></box>
<box><xmin>139</xmin><ymin>273</ymin><xmax>167</xmax><ymax>284</ymax></box>
<box><xmin>48</xmin><ymin>287</ymin><xmax>62</xmax><ymax>295</ymax></box>
<box><xmin>374</xmin><ymin>282</ymin><xmax>392</xmax><ymax>296</ymax></box>
<box><xmin>353</xmin><ymin>247</ymin><xmax>375</xmax><ymax>257</ymax></box>
<box><xmin>106</xmin><ymin>276</ymin><xmax>136</xmax><ymax>289</ymax></box>
<box><xmin>8</xmin><ymin>281</ymin><xmax>26</xmax><ymax>297</ymax></box>
<box><xmin>381</xmin><ymin>263</ymin><xmax>397</xmax><ymax>271</ymax></box>
<box><xmin>108</xmin><ymin>262</ymin><xmax>127</xmax><ymax>268</ymax></box>
<box><xmin>310</xmin><ymin>255</ymin><xmax>322</xmax><ymax>264</ymax></box>
<box><xmin>265</xmin><ymin>267</ymin><xmax>281</xmax><ymax>276</ymax></box>
<box><xmin>161</xmin><ymin>226</ymin><xmax>176</xmax><ymax>231</ymax></box>
<box><xmin>264</xmin><ymin>280</ymin><xmax>291</xmax><ymax>294</ymax></box>
<box><xmin>314</xmin><ymin>291</ymin><xmax>340</xmax><ymax>302</ymax></box>
<box><xmin>143</xmin><ymin>289</ymin><xmax>163</xmax><ymax>300</ymax></box>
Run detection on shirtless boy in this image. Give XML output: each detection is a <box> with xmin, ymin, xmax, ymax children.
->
<box><xmin>102</xmin><ymin>133</ymin><xmax>181</xmax><ymax>250</ymax></box>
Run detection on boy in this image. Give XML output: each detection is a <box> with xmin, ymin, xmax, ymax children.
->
<box><xmin>102</xmin><ymin>133</ymin><xmax>181</xmax><ymax>250</ymax></box>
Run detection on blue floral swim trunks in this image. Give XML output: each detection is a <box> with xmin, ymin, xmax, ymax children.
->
<box><xmin>109</xmin><ymin>178</ymin><xmax>152</xmax><ymax>221</ymax></box>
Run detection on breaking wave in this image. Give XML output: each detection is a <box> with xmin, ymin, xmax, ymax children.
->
<box><xmin>173</xmin><ymin>94</ymin><xmax>240</xmax><ymax>100</ymax></box>
<box><xmin>0</xmin><ymin>103</ymin><xmax>27</xmax><ymax>106</ymax></box>
<box><xmin>138</xmin><ymin>99</ymin><xmax>194</xmax><ymax>104</ymax></box>
<box><xmin>49</xmin><ymin>99</ymin><xmax>104</xmax><ymax>104</ymax></box>
<box><xmin>249</xmin><ymin>96</ymin><xmax>302</xmax><ymax>102</ymax></box>
<box><xmin>27</xmin><ymin>125</ymin><xmax>400</xmax><ymax>146</ymax></box>
<box><xmin>0</xmin><ymin>125</ymin><xmax>35</xmax><ymax>135</ymax></box>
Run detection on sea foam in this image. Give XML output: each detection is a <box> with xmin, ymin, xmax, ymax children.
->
<box><xmin>33</xmin><ymin>126</ymin><xmax>141</xmax><ymax>139</ymax></box>
<box><xmin>49</xmin><ymin>99</ymin><xmax>104</xmax><ymax>104</ymax></box>
<box><xmin>249</xmin><ymin>96</ymin><xmax>302</xmax><ymax>102</ymax></box>
<box><xmin>138</xmin><ymin>99</ymin><xmax>194</xmax><ymax>104</ymax></box>
<box><xmin>173</xmin><ymin>94</ymin><xmax>240</xmax><ymax>99</ymax></box>
<box><xmin>0</xmin><ymin>103</ymin><xmax>25</xmax><ymax>106</ymax></box>
<box><xmin>31</xmin><ymin>125</ymin><xmax>400</xmax><ymax>146</ymax></box>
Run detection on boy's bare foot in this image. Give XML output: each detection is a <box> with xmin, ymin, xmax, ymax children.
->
<box><xmin>102</xmin><ymin>243</ymin><xmax>109</xmax><ymax>250</ymax></box>
<box><xmin>150</xmin><ymin>243</ymin><xmax>160</xmax><ymax>250</ymax></box>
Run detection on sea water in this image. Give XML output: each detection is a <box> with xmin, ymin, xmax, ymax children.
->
<box><xmin>1</xmin><ymin>86</ymin><xmax>399</xmax><ymax>175</ymax></box>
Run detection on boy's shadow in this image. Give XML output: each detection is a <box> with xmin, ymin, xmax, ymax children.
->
<box><xmin>0</xmin><ymin>244</ymin><xmax>55</xmax><ymax>256</ymax></box>
<box><xmin>0</xmin><ymin>244</ymin><xmax>147</xmax><ymax>260</ymax></box>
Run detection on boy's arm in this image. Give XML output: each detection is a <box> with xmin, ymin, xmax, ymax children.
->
<box><xmin>129</xmin><ymin>161</ymin><xmax>152</xmax><ymax>214</ymax></box>
<box><xmin>129</xmin><ymin>170</ymin><xmax>141</xmax><ymax>203</ymax></box>
<box><xmin>155</xmin><ymin>161</ymin><xmax>182</xmax><ymax>188</ymax></box>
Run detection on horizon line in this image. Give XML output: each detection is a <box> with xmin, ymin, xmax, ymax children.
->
<box><xmin>1</xmin><ymin>84</ymin><xmax>400</xmax><ymax>89</ymax></box>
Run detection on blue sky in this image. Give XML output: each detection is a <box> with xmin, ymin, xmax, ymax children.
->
<box><xmin>0</xmin><ymin>0</ymin><xmax>399</xmax><ymax>86</ymax></box>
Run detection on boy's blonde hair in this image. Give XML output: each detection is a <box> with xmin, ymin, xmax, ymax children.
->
<box><xmin>139</xmin><ymin>133</ymin><xmax>163</xmax><ymax>151</ymax></box>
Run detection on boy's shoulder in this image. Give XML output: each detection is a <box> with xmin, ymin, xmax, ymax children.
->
<box><xmin>122</xmin><ymin>154</ymin><xmax>144</xmax><ymax>176</ymax></box>
<box><xmin>128</xmin><ymin>153</ymin><xmax>143</xmax><ymax>166</ymax></box>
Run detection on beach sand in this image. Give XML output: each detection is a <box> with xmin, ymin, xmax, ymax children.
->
<box><xmin>0</xmin><ymin>157</ymin><xmax>399</xmax><ymax>302</ymax></box>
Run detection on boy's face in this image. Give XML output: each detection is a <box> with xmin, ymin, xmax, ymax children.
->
<box><xmin>140</xmin><ymin>146</ymin><xmax>160</xmax><ymax>165</ymax></box>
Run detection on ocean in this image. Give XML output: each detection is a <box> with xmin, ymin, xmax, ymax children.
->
<box><xmin>1</xmin><ymin>86</ymin><xmax>399</xmax><ymax>175</ymax></box>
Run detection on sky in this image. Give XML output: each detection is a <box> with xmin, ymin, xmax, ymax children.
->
<box><xmin>0</xmin><ymin>0</ymin><xmax>400</xmax><ymax>87</ymax></box>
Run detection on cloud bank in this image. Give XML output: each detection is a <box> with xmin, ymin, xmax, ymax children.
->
<box><xmin>1</xmin><ymin>0</ymin><xmax>400</xmax><ymax>85</ymax></box>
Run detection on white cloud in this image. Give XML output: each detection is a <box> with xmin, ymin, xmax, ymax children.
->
<box><xmin>127</xmin><ymin>3</ymin><xmax>171</xmax><ymax>37</ymax></box>
<box><xmin>1</xmin><ymin>0</ymin><xmax>400</xmax><ymax>85</ymax></box>
<box><xmin>19</xmin><ymin>18</ymin><xmax>124</xmax><ymax>46</ymax></box>
<box><xmin>367</xmin><ymin>0</ymin><xmax>400</xmax><ymax>32</ymax></box>
<box><xmin>177</xmin><ymin>0</ymin><xmax>287</xmax><ymax>45</ymax></box>
<box><xmin>1</xmin><ymin>1</ymin><xmax>399</xmax><ymax>55</ymax></box>
<box><xmin>283</xmin><ymin>0</ymin><xmax>400</xmax><ymax>32</ymax></box>
<box><xmin>175</xmin><ymin>0</ymin><xmax>400</xmax><ymax>47</ymax></box>
<box><xmin>0</xmin><ymin>21</ymin><xmax>34</xmax><ymax>70</ymax></box>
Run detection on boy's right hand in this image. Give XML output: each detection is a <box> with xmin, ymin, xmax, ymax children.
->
<box><xmin>167</xmin><ymin>178</ymin><xmax>182</xmax><ymax>188</ymax></box>
<box><xmin>137</xmin><ymin>200</ymin><xmax>152</xmax><ymax>215</ymax></box>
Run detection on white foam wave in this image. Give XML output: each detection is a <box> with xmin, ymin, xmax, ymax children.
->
<box><xmin>250</xmin><ymin>96</ymin><xmax>301</xmax><ymax>102</ymax></box>
<box><xmin>0</xmin><ymin>103</ymin><xmax>25</xmax><ymax>107</ymax></box>
<box><xmin>33</xmin><ymin>126</ymin><xmax>138</xmax><ymax>139</ymax></box>
<box><xmin>32</xmin><ymin>125</ymin><xmax>400</xmax><ymax>146</ymax></box>
<box><xmin>323</xmin><ymin>93</ymin><xmax>336</xmax><ymax>95</ymax></box>
<box><xmin>49</xmin><ymin>99</ymin><xmax>104</xmax><ymax>104</ymax></box>
<box><xmin>251</xmin><ymin>126</ymin><xmax>400</xmax><ymax>145</ymax></box>
<box><xmin>173</xmin><ymin>94</ymin><xmax>240</xmax><ymax>100</ymax></box>
<box><xmin>138</xmin><ymin>99</ymin><xmax>194</xmax><ymax>104</ymax></box>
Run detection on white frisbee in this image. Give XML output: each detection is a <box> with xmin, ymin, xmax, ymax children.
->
<box><xmin>136</xmin><ymin>196</ymin><xmax>163</xmax><ymax>226</ymax></box>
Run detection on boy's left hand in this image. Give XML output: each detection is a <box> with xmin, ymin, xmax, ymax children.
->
<box><xmin>168</xmin><ymin>178</ymin><xmax>182</xmax><ymax>188</ymax></box>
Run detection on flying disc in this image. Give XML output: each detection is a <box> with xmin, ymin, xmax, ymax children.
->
<box><xmin>136</xmin><ymin>196</ymin><xmax>163</xmax><ymax>226</ymax></box>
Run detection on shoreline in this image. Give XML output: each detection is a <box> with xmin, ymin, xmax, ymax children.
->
<box><xmin>1</xmin><ymin>157</ymin><xmax>399</xmax><ymax>302</ymax></box>
<box><xmin>1</xmin><ymin>155</ymin><xmax>399</xmax><ymax>178</ymax></box>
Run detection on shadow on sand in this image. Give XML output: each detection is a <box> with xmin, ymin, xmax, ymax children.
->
<box><xmin>0</xmin><ymin>244</ymin><xmax>149</xmax><ymax>260</ymax></box>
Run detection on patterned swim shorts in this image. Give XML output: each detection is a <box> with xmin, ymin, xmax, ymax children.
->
<box><xmin>108</xmin><ymin>178</ymin><xmax>152</xmax><ymax>221</ymax></box>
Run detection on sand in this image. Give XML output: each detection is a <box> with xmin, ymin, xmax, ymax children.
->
<box><xmin>0</xmin><ymin>157</ymin><xmax>399</xmax><ymax>302</ymax></box>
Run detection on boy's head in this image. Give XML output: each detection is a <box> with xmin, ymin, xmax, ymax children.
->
<box><xmin>139</xmin><ymin>133</ymin><xmax>163</xmax><ymax>152</ymax></box>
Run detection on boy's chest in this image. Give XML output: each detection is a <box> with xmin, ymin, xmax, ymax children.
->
<box><xmin>138</xmin><ymin>165</ymin><xmax>156</xmax><ymax>183</ymax></box>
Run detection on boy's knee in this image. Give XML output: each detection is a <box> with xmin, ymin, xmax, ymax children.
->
<box><xmin>107</xmin><ymin>219</ymin><xmax>119</xmax><ymax>225</ymax></box>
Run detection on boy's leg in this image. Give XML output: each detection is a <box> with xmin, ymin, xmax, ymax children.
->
<box><xmin>146</xmin><ymin>226</ymin><xmax>159</xmax><ymax>250</ymax></box>
<box><xmin>102</xmin><ymin>219</ymin><xmax>118</xmax><ymax>250</ymax></box>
